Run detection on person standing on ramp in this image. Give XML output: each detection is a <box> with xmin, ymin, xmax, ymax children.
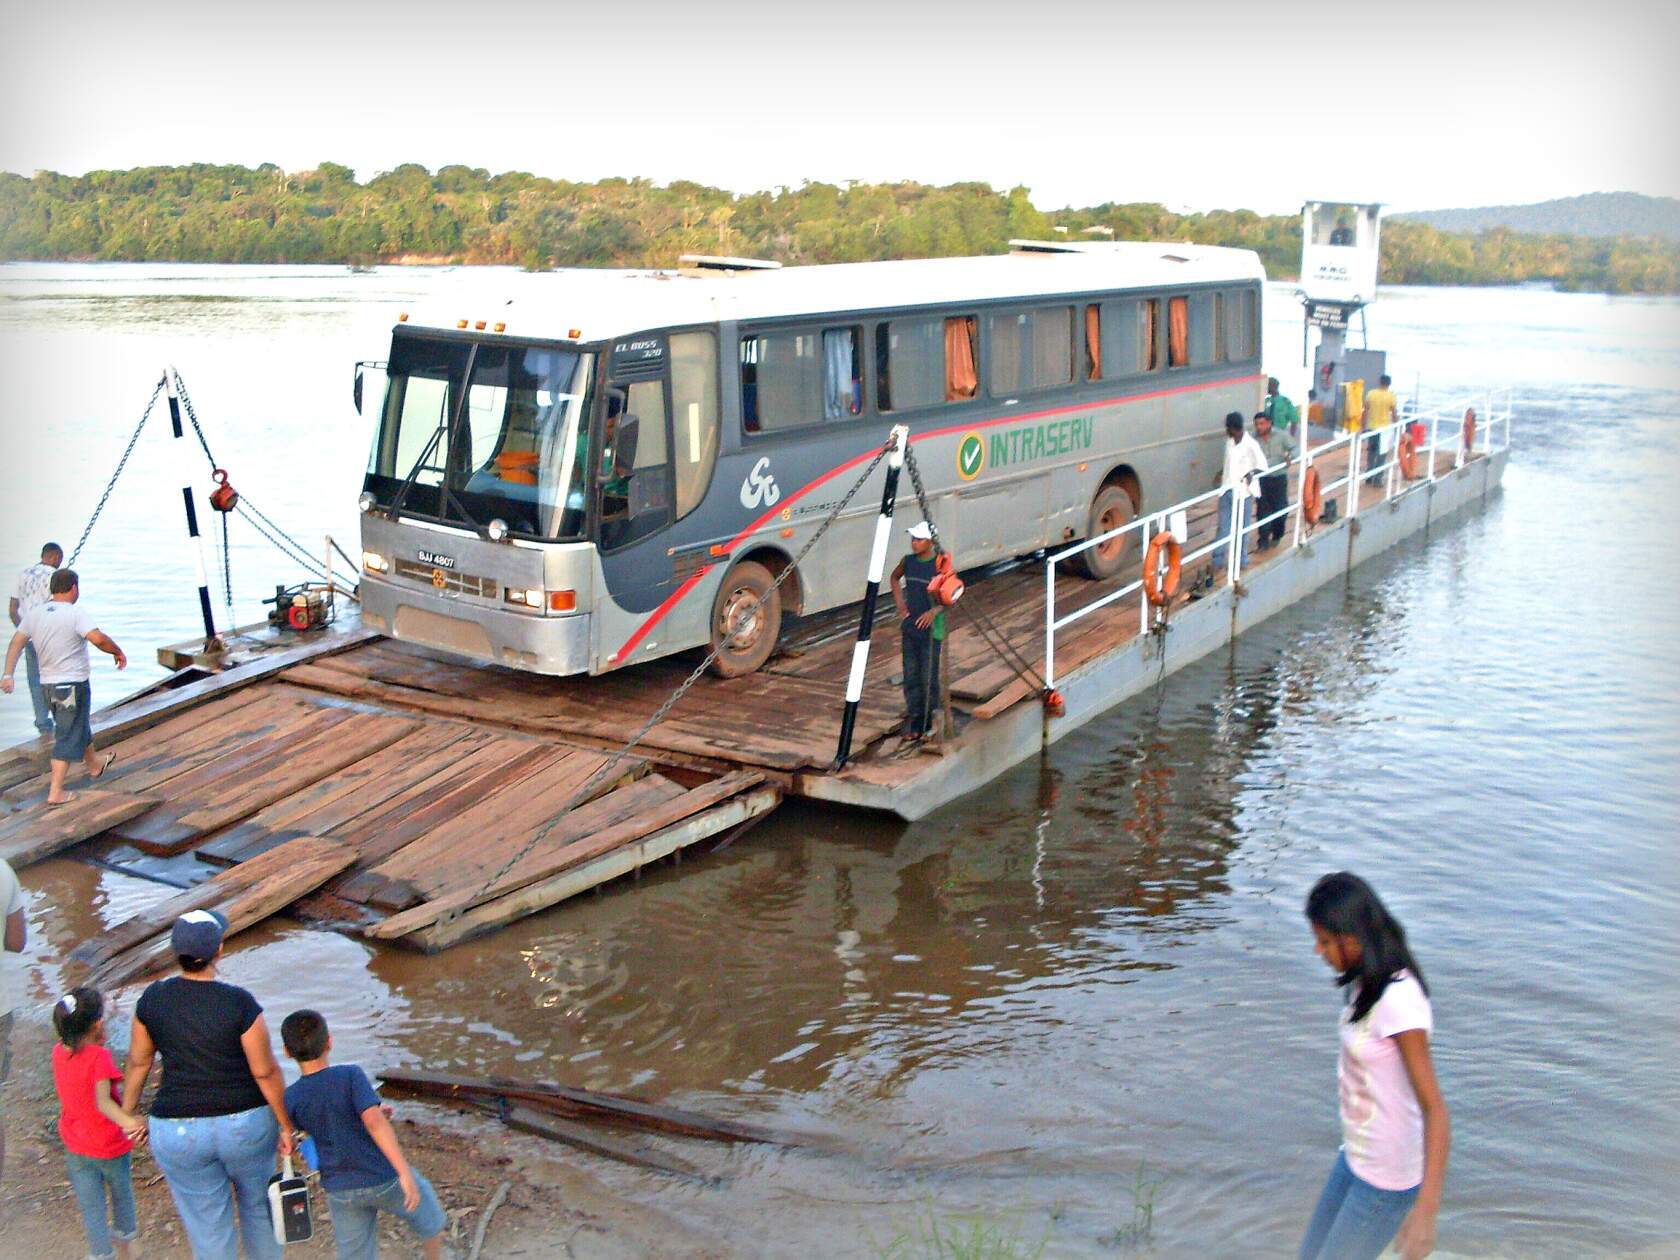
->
<box><xmin>890</xmin><ymin>521</ymin><xmax>943</xmax><ymax>745</ymax></box>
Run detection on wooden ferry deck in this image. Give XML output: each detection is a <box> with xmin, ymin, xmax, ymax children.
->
<box><xmin>0</xmin><ymin>438</ymin><xmax>1498</xmax><ymax>962</ymax></box>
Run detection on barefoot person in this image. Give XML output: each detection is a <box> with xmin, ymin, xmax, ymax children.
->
<box><xmin>1300</xmin><ymin>873</ymin><xmax>1450</xmax><ymax>1260</ymax></box>
<box><xmin>2</xmin><ymin>569</ymin><xmax>126</xmax><ymax>805</ymax></box>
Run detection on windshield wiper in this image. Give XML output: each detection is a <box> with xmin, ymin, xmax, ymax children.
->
<box><xmin>386</xmin><ymin>346</ymin><xmax>482</xmax><ymax>529</ymax></box>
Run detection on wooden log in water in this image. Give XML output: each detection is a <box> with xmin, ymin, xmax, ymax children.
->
<box><xmin>379</xmin><ymin>1069</ymin><xmax>795</xmax><ymax>1147</ymax></box>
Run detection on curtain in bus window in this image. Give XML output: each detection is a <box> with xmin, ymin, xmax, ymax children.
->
<box><xmin>823</xmin><ymin>328</ymin><xmax>861</xmax><ymax>420</ymax></box>
<box><xmin>1168</xmin><ymin>296</ymin><xmax>1189</xmax><ymax>367</ymax></box>
<box><xmin>945</xmin><ymin>315</ymin><xmax>978</xmax><ymax>401</ymax></box>
<box><xmin>1032</xmin><ymin>306</ymin><xmax>1072</xmax><ymax>388</ymax></box>
<box><xmin>1141</xmin><ymin>299</ymin><xmax>1159</xmax><ymax>371</ymax></box>
<box><xmin>1085</xmin><ymin>305</ymin><xmax>1101</xmax><ymax>381</ymax></box>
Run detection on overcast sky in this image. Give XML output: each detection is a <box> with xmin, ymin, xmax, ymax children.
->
<box><xmin>4</xmin><ymin>0</ymin><xmax>1677</xmax><ymax>214</ymax></box>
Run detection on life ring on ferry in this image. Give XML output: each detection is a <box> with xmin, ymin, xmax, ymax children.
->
<box><xmin>1301</xmin><ymin>466</ymin><xmax>1324</xmax><ymax>525</ymax></box>
<box><xmin>1462</xmin><ymin>409</ymin><xmax>1477</xmax><ymax>455</ymax></box>
<box><xmin>1397</xmin><ymin>431</ymin><xmax>1419</xmax><ymax>481</ymax></box>
<box><xmin>1141</xmin><ymin>532</ymin><xmax>1182</xmax><ymax>607</ymax></box>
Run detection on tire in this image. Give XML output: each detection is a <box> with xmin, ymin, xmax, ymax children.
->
<box><xmin>1067</xmin><ymin>485</ymin><xmax>1137</xmax><ymax>580</ymax></box>
<box><xmin>708</xmin><ymin>560</ymin><xmax>782</xmax><ymax>678</ymax></box>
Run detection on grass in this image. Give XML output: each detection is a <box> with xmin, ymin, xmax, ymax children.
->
<box><xmin>871</xmin><ymin>1205</ymin><xmax>1050</xmax><ymax>1260</ymax></box>
<box><xmin>1104</xmin><ymin>1162</ymin><xmax>1166</xmax><ymax>1250</ymax></box>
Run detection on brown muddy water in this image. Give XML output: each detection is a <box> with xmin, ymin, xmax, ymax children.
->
<box><xmin>3</xmin><ymin>267</ymin><xmax>1678</xmax><ymax>1255</ymax></box>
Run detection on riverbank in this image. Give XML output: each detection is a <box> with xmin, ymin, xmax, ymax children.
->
<box><xmin>1</xmin><ymin>1017</ymin><xmax>723</xmax><ymax>1259</ymax></box>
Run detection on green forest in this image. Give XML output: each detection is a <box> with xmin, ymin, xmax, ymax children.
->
<box><xmin>2</xmin><ymin>163</ymin><xmax>1676</xmax><ymax>294</ymax></box>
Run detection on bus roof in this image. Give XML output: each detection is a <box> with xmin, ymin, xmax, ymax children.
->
<box><xmin>397</xmin><ymin>242</ymin><xmax>1267</xmax><ymax>344</ymax></box>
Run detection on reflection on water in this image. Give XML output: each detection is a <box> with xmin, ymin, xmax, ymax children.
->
<box><xmin>3</xmin><ymin>268</ymin><xmax>1679</xmax><ymax>1256</ymax></box>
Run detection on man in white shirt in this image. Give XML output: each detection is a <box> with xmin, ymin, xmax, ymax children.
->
<box><xmin>9</xmin><ymin>541</ymin><xmax>63</xmax><ymax>735</ymax></box>
<box><xmin>0</xmin><ymin>855</ymin><xmax>26</xmax><ymax>1187</ymax></box>
<box><xmin>1215</xmin><ymin>412</ymin><xmax>1267</xmax><ymax>578</ymax></box>
<box><xmin>2</xmin><ymin>568</ymin><xmax>127</xmax><ymax>805</ymax></box>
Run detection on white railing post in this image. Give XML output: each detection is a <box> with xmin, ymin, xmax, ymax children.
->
<box><xmin>1138</xmin><ymin>515</ymin><xmax>1151</xmax><ymax>637</ymax></box>
<box><xmin>1293</xmin><ymin>443</ymin><xmax>1309</xmax><ymax>547</ymax></box>
<box><xmin>1428</xmin><ymin>414</ymin><xmax>1439</xmax><ymax>482</ymax></box>
<box><xmin>1348</xmin><ymin>431</ymin><xmax>1361</xmax><ymax>520</ymax></box>
<box><xmin>1044</xmin><ymin>555</ymin><xmax>1056</xmax><ymax>689</ymax></box>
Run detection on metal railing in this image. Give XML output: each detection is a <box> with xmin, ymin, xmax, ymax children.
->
<box><xmin>1044</xmin><ymin>387</ymin><xmax>1514</xmax><ymax>688</ymax></box>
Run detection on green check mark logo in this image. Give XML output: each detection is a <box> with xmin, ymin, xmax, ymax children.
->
<box><xmin>957</xmin><ymin>432</ymin><xmax>985</xmax><ymax>481</ymax></box>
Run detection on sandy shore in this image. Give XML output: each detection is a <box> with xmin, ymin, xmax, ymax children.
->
<box><xmin>1</xmin><ymin>1016</ymin><xmax>726</xmax><ymax>1259</ymax></box>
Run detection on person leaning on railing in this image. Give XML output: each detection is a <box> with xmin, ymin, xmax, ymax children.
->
<box><xmin>1252</xmin><ymin>410</ymin><xmax>1293</xmax><ymax>549</ymax></box>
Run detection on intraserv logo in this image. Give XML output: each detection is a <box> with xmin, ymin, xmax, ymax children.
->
<box><xmin>956</xmin><ymin>431</ymin><xmax>986</xmax><ymax>481</ymax></box>
<box><xmin>987</xmin><ymin>415</ymin><xmax>1095</xmax><ymax>470</ymax></box>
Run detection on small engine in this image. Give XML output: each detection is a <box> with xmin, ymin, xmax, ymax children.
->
<box><xmin>265</xmin><ymin>583</ymin><xmax>335</xmax><ymax>632</ymax></box>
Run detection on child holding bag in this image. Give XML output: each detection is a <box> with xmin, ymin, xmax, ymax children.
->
<box><xmin>52</xmin><ymin>986</ymin><xmax>145</xmax><ymax>1260</ymax></box>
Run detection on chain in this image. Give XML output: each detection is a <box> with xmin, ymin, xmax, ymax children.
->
<box><xmin>901</xmin><ymin>444</ymin><xmax>1048</xmax><ymax>693</ymax></box>
<box><xmin>171</xmin><ymin>369</ymin><xmax>358</xmax><ymax>590</ymax></box>
<box><xmin>219</xmin><ymin>514</ymin><xmax>234</xmax><ymax>606</ymax></box>
<box><xmin>67</xmin><ymin>376</ymin><xmax>166</xmax><ymax>566</ymax></box>
<box><xmin>445</xmin><ymin>438</ymin><xmax>896</xmax><ymax>922</ymax></box>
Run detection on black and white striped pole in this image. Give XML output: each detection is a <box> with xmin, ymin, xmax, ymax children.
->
<box><xmin>165</xmin><ymin>368</ymin><xmax>223</xmax><ymax>654</ymax></box>
<box><xmin>833</xmin><ymin>423</ymin><xmax>910</xmax><ymax>770</ymax></box>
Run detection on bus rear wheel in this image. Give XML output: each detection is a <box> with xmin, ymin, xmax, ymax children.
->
<box><xmin>1068</xmin><ymin>485</ymin><xmax>1137</xmax><ymax>580</ymax></box>
<box><xmin>708</xmin><ymin>560</ymin><xmax>782</xmax><ymax>677</ymax></box>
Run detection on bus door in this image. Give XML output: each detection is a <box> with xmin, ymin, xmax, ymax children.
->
<box><xmin>593</xmin><ymin>341</ymin><xmax>678</xmax><ymax>661</ymax></box>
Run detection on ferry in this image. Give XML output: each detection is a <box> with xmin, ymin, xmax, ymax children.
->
<box><xmin>0</xmin><ymin>202</ymin><xmax>1510</xmax><ymax>956</ymax></box>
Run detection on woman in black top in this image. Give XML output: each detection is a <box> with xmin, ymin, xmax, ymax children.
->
<box><xmin>120</xmin><ymin>910</ymin><xmax>294</xmax><ymax>1260</ymax></box>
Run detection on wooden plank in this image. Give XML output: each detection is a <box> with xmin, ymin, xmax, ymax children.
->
<box><xmin>0</xmin><ymin>791</ymin><xmax>159</xmax><ymax>868</ymax></box>
<box><xmin>89</xmin><ymin>837</ymin><xmax>358</xmax><ymax>988</ymax></box>
<box><xmin>369</xmin><ymin>772</ymin><xmax>764</xmax><ymax>940</ymax></box>
<box><xmin>113</xmin><ymin>712</ymin><xmax>419</xmax><ymax>854</ymax></box>
<box><xmin>399</xmin><ymin>784</ymin><xmax>781</xmax><ymax>952</ymax></box>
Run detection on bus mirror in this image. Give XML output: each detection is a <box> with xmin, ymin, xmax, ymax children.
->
<box><xmin>612</xmin><ymin>416</ymin><xmax>640</xmax><ymax>479</ymax></box>
<box><xmin>353</xmin><ymin>364</ymin><xmax>365</xmax><ymax>414</ymax></box>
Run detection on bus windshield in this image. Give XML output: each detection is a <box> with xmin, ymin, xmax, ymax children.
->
<box><xmin>364</xmin><ymin>333</ymin><xmax>595</xmax><ymax>540</ymax></box>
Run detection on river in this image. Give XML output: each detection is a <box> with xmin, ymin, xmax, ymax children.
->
<box><xmin>1</xmin><ymin>265</ymin><xmax>1677</xmax><ymax>1257</ymax></box>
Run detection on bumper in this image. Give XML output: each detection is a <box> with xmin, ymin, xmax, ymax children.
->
<box><xmin>359</xmin><ymin>573</ymin><xmax>592</xmax><ymax>675</ymax></box>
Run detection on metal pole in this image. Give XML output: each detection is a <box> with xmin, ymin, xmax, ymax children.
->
<box><xmin>833</xmin><ymin>425</ymin><xmax>909</xmax><ymax>769</ymax></box>
<box><xmin>1348</xmin><ymin>431</ymin><xmax>1362</xmax><ymax>521</ymax></box>
<box><xmin>166</xmin><ymin>369</ymin><xmax>222</xmax><ymax>653</ymax></box>
<box><xmin>1137</xmin><ymin>516</ymin><xmax>1150</xmax><ymax>637</ymax></box>
<box><xmin>1294</xmin><ymin>440</ymin><xmax>1310</xmax><ymax>547</ymax></box>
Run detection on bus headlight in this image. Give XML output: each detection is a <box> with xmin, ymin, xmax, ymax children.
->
<box><xmin>486</xmin><ymin>518</ymin><xmax>509</xmax><ymax>542</ymax></box>
<box><xmin>504</xmin><ymin>587</ymin><xmax>544</xmax><ymax>608</ymax></box>
<box><xmin>362</xmin><ymin>551</ymin><xmax>389</xmax><ymax>574</ymax></box>
<box><xmin>357</xmin><ymin>491</ymin><xmax>377</xmax><ymax>514</ymax></box>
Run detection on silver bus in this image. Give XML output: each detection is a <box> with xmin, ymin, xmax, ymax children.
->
<box><xmin>356</xmin><ymin>242</ymin><xmax>1265</xmax><ymax>677</ymax></box>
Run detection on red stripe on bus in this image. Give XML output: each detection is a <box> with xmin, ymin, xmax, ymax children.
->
<box><xmin>608</xmin><ymin>372</ymin><xmax>1260</xmax><ymax>667</ymax></box>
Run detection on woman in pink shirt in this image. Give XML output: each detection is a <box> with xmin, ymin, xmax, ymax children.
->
<box><xmin>1301</xmin><ymin>873</ymin><xmax>1451</xmax><ymax>1260</ymax></box>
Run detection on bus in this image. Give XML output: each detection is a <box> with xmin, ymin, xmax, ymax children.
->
<box><xmin>355</xmin><ymin>241</ymin><xmax>1265</xmax><ymax>678</ymax></box>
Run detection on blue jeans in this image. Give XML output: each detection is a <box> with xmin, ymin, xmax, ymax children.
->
<box><xmin>1299</xmin><ymin>1151</ymin><xmax>1420</xmax><ymax>1260</ymax></box>
<box><xmin>24</xmin><ymin>643</ymin><xmax>52</xmax><ymax>732</ymax></box>
<box><xmin>148</xmin><ymin>1105</ymin><xmax>281</xmax><ymax>1260</ymax></box>
<box><xmin>47</xmin><ymin>680</ymin><xmax>93</xmax><ymax>763</ymax></box>
<box><xmin>1215</xmin><ymin>490</ymin><xmax>1254</xmax><ymax>576</ymax></box>
<box><xmin>66</xmin><ymin>1150</ymin><xmax>139</xmax><ymax>1260</ymax></box>
<box><xmin>325</xmin><ymin>1171</ymin><xmax>447</xmax><ymax>1260</ymax></box>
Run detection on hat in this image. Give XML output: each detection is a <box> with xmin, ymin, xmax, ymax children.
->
<box><xmin>905</xmin><ymin>521</ymin><xmax>933</xmax><ymax>541</ymax></box>
<box><xmin>172</xmin><ymin>908</ymin><xmax>229</xmax><ymax>959</ymax></box>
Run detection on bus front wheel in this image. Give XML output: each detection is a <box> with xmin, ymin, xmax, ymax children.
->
<box><xmin>1068</xmin><ymin>485</ymin><xmax>1137</xmax><ymax>580</ymax></box>
<box><xmin>708</xmin><ymin>560</ymin><xmax>782</xmax><ymax>677</ymax></box>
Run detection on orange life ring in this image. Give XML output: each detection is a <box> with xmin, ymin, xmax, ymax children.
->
<box><xmin>1462</xmin><ymin>408</ymin><xmax>1477</xmax><ymax>454</ymax></box>
<box><xmin>1397</xmin><ymin>431</ymin><xmax>1418</xmax><ymax>480</ymax></box>
<box><xmin>1141</xmin><ymin>532</ymin><xmax>1182</xmax><ymax>607</ymax></box>
<box><xmin>1302</xmin><ymin>465</ymin><xmax>1324</xmax><ymax>525</ymax></box>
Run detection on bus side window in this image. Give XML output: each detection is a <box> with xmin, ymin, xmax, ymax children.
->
<box><xmin>599</xmin><ymin>378</ymin><xmax>670</xmax><ymax>550</ymax></box>
<box><xmin>671</xmin><ymin>331</ymin><xmax>718</xmax><ymax>519</ymax></box>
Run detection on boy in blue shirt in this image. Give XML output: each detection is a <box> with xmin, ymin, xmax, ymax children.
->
<box><xmin>281</xmin><ymin>1011</ymin><xmax>446</xmax><ymax>1260</ymax></box>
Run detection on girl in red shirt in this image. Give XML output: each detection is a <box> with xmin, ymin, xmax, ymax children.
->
<box><xmin>52</xmin><ymin>987</ymin><xmax>145</xmax><ymax>1260</ymax></box>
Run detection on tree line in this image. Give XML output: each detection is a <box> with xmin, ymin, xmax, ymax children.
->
<box><xmin>1</xmin><ymin>163</ymin><xmax>1675</xmax><ymax>294</ymax></box>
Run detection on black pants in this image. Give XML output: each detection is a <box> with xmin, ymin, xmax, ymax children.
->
<box><xmin>1258</xmin><ymin>471</ymin><xmax>1290</xmax><ymax>546</ymax></box>
<box><xmin>901</xmin><ymin>628</ymin><xmax>941</xmax><ymax>737</ymax></box>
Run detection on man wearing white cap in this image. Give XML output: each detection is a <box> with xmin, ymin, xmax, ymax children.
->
<box><xmin>890</xmin><ymin>521</ymin><xmax>943</xmax><ymax>743</ymax></box>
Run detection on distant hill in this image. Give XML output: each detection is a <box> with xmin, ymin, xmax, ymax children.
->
<box><xmin>1395</xmin><ymin>192</ymin><xmax>1680</xmax><ymax>241</ymax></box>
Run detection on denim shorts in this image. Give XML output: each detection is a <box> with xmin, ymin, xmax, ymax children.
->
<box><xmin>48</xmin><ymin>680</ymin><xmax>93</xmax><ymax>762</ymax></box>
<box><xmin>325</xmin><ymin>1170</ymin><xmax>447</xmax><ymax>1260</ymax></box>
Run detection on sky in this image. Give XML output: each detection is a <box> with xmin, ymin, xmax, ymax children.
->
<box><xmin>3</xmin><ymin>0</ymin><xmax>1678</xmax><ymax>215</ymax></box>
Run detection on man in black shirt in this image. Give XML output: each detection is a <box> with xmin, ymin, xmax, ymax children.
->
<box><xmin>890</xmin><ymin>521</ymin><xmax>942</xmax><ymax>743</ymax></box>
